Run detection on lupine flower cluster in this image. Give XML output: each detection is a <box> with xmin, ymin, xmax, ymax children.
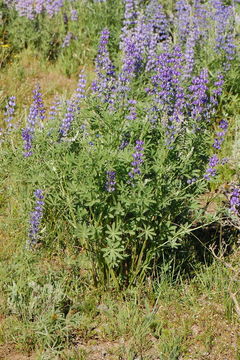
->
<box><xmin>9</xmin><ymin>0</ymin><xmax>64</xmax><ymax>19</ymax></box>
<box><xmin>59</xmin><ymin>72</ymin><xmax>86</xmax><ymax>137</ymax></box>
<box><xmin>92</xmin><ymin>28</ymin><xmax>115</xmax><ymax>104</ymax></box>
<box><xmin>22</xmin><ymin>84</ymin><xmax>45</xmax><ymax>157</ymax></box>
<box><xmin>49</xmin><ymin>96</ymin><xmax>61</xmax><ymax>121</ymax></box>
<box><xmin>229</xmin><ymin>187</ymin><xmax>240</xmax><ymax>215</ymax></box>
<box><xmin>33</xmin><ymin>84</ymin><xmax>46</xmax><ymax>123</ymax></box>
<box><xmin>125</xmin><ymin>99</ymin><xmax>137</xmax><ymax>121</ymax></box>
<box><xmin>211</xmin><ymin>0</ymin><xmax>236</xmax><ymax>63</ymax></box>
<box><xmin>4</xmin><ymin>96</ymin><xmax>16</xmax><ymax>131</ymax></box>
<box><xmin>59</xmin><ymin>100</ymin><xmax>76</xmax><ymax>137</ymax></box>
<box><xmin>74</xmin><ymin>72</ymin><xmax>87</xmax><ymax>104</ymax></box>
<box><xmin>129</xmin><ymin>140</ymin><xmax>144</xmax><ymax>178</ymax></box>
<box><xmin>27</xmin><ymin>189</ymin><xmax>44</xmax><ymax>248</ymax></box>
<box><xmin>106</xmin><ymin>171</ymin><xmax>116</xmax><ymax>192</ymax></box>
<box><xmin>188</xmin><ymin>69</ymin><xmax>209</xmax><ymax>122</ymax></box>
<box><xmin>70</xmin><ymin>9</ymin><xmax>78</xmax><ymax>21</ymax></box>
<box><xmin>204</xmin><ymin>154</ymin><xmax>219</xmax><ymax>180</ymax></box>
<box><xmin>213</xmin><ymin>119</ymin><xmax>228</xmax><ymax>150</ymax></box>
<box><xmin>204</xmin><ymin>118</ymin><xmax>229</xmax><ymax>180</ymax></box>
<box><xmin>175</xmin><ymin>0</ymin><xmax>192</xmax><ymax>42</ymax></box>
<box><xmin>62</xmin><ymin>32</ymin><xmax>76</xmax><ymax>48</ymax></box>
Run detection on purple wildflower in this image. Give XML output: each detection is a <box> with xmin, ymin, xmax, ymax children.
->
<box><xmin>106</xmin><ymin>171</ymin><xmax>116</xmax><ymax>192</ymax></box>
<box><xmin>229</xmin><ymin>187</ymin><xmax>240</xmax><ymax>214</ymax></box>
<box><xmin>213</xmin><ymin>119</ymin><xmax>228</xmax><ymax>150</ymax></box>
<box><xmin>33</xmin><ymin>84</ymin><xmax>46</xmax><ymax>122</ymax></box>
<box><xmin>183</xmin><ymin>30</ymin><xmax>196</xmax><ymax>79</ymax></box>
<box><xmin>119</xmin><ymin>139</ymin><xmax>129</xmax><ymax>150</ymax></box>
<box><xmin>62</xmin><ymin>32</ymin><xmax>75</xmax><ymax>48</ymax></box>
<box><xmin>122</xmin><ymin>0</ymin><xmax>138</xmax><ymax>29</ymax></box>
<box><xmin>49</xmin><ymin>96</ymin><xmax>61</xmax><ymax>120</ymax></box>
<box><xmin>22</xmin><ymin>128</ymin><xmax>33</xmax><ymax>157</ymax></box>
<box><xmin>187</xmin><ymin>178</ymin><xmax>197</xmax><ymax>185</ymax></box>
<box><xmin>92</xmin><ymin>28</ymin><xmax>115</xmax><ymax>104</ymax></box>
<box><xmin>150</xmin><ymin>45</ymin><xmax>185</xmax><ymax>143</ymax></box>
<box><xmin>188</xmin><ymin>69</ymin><xmax>209</xmax><ymax>121</ymax></box>
<box><xmin>59</xmin><ymin>71</ymin><xmax>86</xmax><ymax>138</ymax></box>
<box><xmin>21</xmin><ymin>84</ymin><xmax>45</xmax><ymax>157</ymax></box>
<box><xmin>129</xmin><ymin>140</ymin><xmax>144</xmax><ymax>178</ymax></box>
<box><xmin>213</xmin><ymin>73</ymin><xmax>224</xmax><ymax>97</ymax></box>
<box><xmin>74</xmin><ymin>72</ymin><xmax>87</xmax><ymax>104</ymax></box>
<box><xmin>59</xmin><ymin>100</ymin><xmax>76</xmax><ymax>137</ymax></box>
<box><xmin>175</xmin><ymin>0</ymin><xmax>191</xmax><ymax>43</ymax></box>
<box><xmin>4</xmin><ymin>96</ymin><xmax>16</xmax><ymax>131</ymax></box>
<box><xmin>45</xmin><ymin>0</ymin><xmax>64</xmax><ymax>18</ymax></box>
<box><xmin>27</xmin><ymin>189</ymin><xmax>44</xmax><ymax>248</ymax></box>
<box><xmin>204</xmin><ymin>154</ymin><xmax>219</xmax><ymax>180</ymax></box>
<box><xmin>126</xmin><ymin>99</ymin><xmax>137</xmax><ymax>121</ymax></box>
<box><xmin>70</xmin><ymin>9</ymin><xmax>78</xmax><ymax>21</ymax></box>
<box><xmin>13</xmin><ymin>0</ymin><xmax>64</xmax><ymax>18</ymax></box>
<box><xmin>211</xmin><ymin>0</ymin><xmax>236</xmax><ymax>62</ymax></box>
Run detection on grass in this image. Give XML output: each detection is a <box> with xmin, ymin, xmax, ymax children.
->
<box><xmin>0</xmin><ymin>240</ymin><xmax>240</xmax><ymax>359</ymax></box>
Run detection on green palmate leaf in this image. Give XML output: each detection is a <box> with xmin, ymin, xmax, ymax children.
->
<box><xmin>138</xmin><ymin>225</ymin><xmax>156</xmax><ymax>241</ymax></box>
<box><xmin>102</xmin><ymin>239</ymin><xmax>127</xmax><ymax>268</ymax></box>
<box><xmin>105</xmin><ymin>222</ymin><xmax>122</xmax><ymax>242</ymax></box>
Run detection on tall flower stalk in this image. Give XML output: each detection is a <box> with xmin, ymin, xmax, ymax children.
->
<box><xmin>22</xmin><ymin>84</ymin><xmax>45</xmax><ymax>157</ymax></box>
<box><xmin>4</xmin><ymin>96</ymin><xmax>16</xmax><ymax>132</ymax></box>
<box><xmin>59</xmin><ymin>72</ymin><xmax>86</xmax><ymax>138</ymax></box>
<box><xmin>129</xmin><ymin>140</ymin><xmax>144</xmax><ymax>178</ymax></box>
<box><xmin>27</xmin><ymin>189</ymin><xmax>45</xmax><ymax>249</ymax></box>
<box><xmin>92</xmin><ymin>28</ymin><xmax>115</xmax><ymax>104</ymax></box>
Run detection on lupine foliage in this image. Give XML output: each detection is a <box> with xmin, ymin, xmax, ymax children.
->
<box><xmin>0</xmin><ymin>0</ymin><xmax>240</xmax><ymax>287</ymax></box>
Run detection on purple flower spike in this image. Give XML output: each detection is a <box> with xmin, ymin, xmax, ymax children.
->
<box><xmin>71</xmin><ymin>9</ymin><xmax>78</xmax><ymax>21</ymax></box>
<box><xmin>4</xmin><ymin>96</ymin><xmax>16</xmax><ymax>131</ymax></box>
<box><xmin>229</xmin><ymin>187</ymin><xmax>240</xmax><ymax>214</ymax></box>
<box><xmin>129</xmin><ymin>140</ymin><xmax>144</xmax><ymax>179</ymax></box>
<box><xmin>59</xmin><ymin>100</ymin><xmax>76</xmax><ymax>137</ymax></box>
<box><xmin>92</xmin><ymin>28</ymin><xmax>115</xmax><ymax>104</ymax></box>
<box><xmin>21</xmin><ymin>84</ymin><xmax>45</xmax><ymax>157</ymax></box>
<box><xmin>75</xmin><ymin>72</ymin><xmax>87</xmax><ymax>104</ymax></box>
<box><xmin>22</xmin><ymin>128</ymin><xmax>33</xmax><ymax>157</ymax></box>
<box><xmin>32</xmin><ymin>84</ymin><xmax>46</xmax><ymax>122</ymax></box>
<box><xmin>106</xmin><ymin>171</ymin><xmax>116</xmax><ymax>192</ymax></box>
<box><xmin>49</xmin><ymin>96</ymin><xmax>61</xmax><ymax>120</ymax></box>
<box><xmin>59</xmin><ymin>71</ymin><xmax>86</xmax><ymax>138</ymax></box>
<box><xmin>213</xmin><ymin>119</ymin><xmax>228</xmax><ymax>150</ymax></box>
<box><xmin>62</xmin><ymin>32</ymin><xmax>75</xmax><ymax>48</ymax></box>
<box><xmin>27</xmin><ymin>189</ymin><xmax>45</xmax><ymax>249</ymax></box>
<box><xmin>204</xmin><ymin>154</ymin><xmax>219</xmax><ymax>180</ymax></box>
